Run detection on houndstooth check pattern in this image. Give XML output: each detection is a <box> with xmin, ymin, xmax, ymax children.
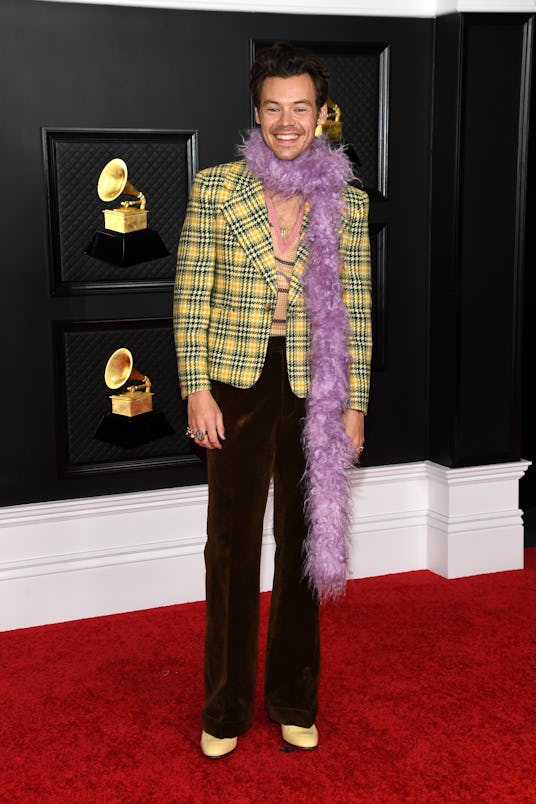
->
<box><xmin>173</xmin><ymin>159</ymin><xmax>372</xmax><ymax>411</ymax></box>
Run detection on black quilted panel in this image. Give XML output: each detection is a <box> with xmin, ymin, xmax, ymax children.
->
<box><xmin>44</xmin><ymin>130</ymin><xmax>196</xmax><ymax>290</ymax></box>
<box><xmin>252</xmin><ymin>42</ymin><xmax>389</xmax><ymax>196</ymax></box>
<box><xmin>60</xmin><ymin>320</ymin><xmax>194</xmax><ymax>468</ymax></box>
<box><xmin>322</xmin><ymin>52</ymin><xmax>382</xmax><ymax>192</ymax></box>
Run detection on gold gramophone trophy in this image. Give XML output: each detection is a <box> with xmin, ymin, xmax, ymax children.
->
<box><xmin>105</xmin><ymin>348</ymin><xmax>153</xmax><ymax>417</ymax></box>
<box><xmin>315</xmin><ymin>97</ymin><xmax>361</xmax><ymax>179</ymax></box>
<box><xmin>315</xmin><ymin>97</ymin><xmax>343</xmax><ymax>143</ymax></box>
<box><xmin>98</xmin><ymin>159</ymin><xmax>148</xmax><ymax>234</ymax></box>
<box><xmin>94</xmin><ymin>348</ymin><xmax>173</xmax><ymax>447</ymax></box>
<box><xmin>85</xmin><ymin>158</ymin><xmax>169</xmax><ymax>267</ymax></box>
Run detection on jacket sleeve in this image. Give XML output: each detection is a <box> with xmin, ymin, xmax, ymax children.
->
<box><xmin>173</xmin><ymin>172</ymin><xmax>216</xmax><ymax>399</ymax></box>
<box><xmin>341</xmin><ymin>188</ymin><xmax>373</xmax><ymax>413</ymax></box>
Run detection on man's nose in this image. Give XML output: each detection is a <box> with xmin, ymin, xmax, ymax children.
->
<box><xmin>280</xmin><ymin>108</ymin><xmax>293</xmax><ymax>125</ymax></box>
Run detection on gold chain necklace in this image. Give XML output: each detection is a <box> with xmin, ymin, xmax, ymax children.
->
<box><xmin>272</xmin><ymin>194</ymin><xmax>303</xmax><ymax>237</ymax></box>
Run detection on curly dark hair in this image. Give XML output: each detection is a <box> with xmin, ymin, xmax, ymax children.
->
<box><xmin>250</xmin><ymin>41</ymin><xmax>330</xmax><ymax>112</ymax></box>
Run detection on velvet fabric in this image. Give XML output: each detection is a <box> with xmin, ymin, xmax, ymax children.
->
<box><xmin>203</xmin><ymin>338</ymin><xmax>319</xmax><ymax>739</ymax></box>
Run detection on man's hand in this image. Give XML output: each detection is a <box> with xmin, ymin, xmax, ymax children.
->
<box><xmin>187</xmin><ymin>389</ymin><xmax>225</xmax><ymax>450</ymax></box>
<box><xmin>343</xmin><ymin>408</ymin><xmax>365</xmax><ymax>463</ymax></box>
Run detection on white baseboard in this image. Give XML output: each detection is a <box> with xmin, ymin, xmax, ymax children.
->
<box><xmin>0</xmin><ymin>460</ymin><xmax>530</xmax><ymax>631</ymax></box>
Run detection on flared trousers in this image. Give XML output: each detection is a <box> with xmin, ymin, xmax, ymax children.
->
<box><xmin>202</xmin><ymin>337</ymin><xmax>320</xmax><ymax>739</ymax></box>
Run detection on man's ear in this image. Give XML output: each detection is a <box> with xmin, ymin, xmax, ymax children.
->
<box><xmin>255</xmin><ymin>107</ymin><xmax>261</xmax><ymax>125</ymax></box>
<box><xmin>317</xmin><ymin>103</ymin><xmax>328</xmax><ymax>126</ymax></box>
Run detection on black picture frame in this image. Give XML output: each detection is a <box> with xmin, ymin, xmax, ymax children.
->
<box><xmin>42</xmin><ymin>128</ymin><xmax>198</xmax><ymax>295</ymax></box>
<box><xmin>249</xmin><ymin>41</ymin><xmax>390</xmax><ymax>371</ymax></box>
<box><xmin>250</xmin><ymin>40</ymin><xmax>390</xmax><ymax>201</ymax></box>
<box><xmin>53</xmin><ymin>317</ymin><xmax>205</xmax><ymax>479</ymax></box>
<box><xmin>310</xmin><ymin>41</ymin><xmax>390</xmax><ymax>370</ymax></box>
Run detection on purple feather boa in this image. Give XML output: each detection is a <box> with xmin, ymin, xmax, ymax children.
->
<box><xmin>240</xmin><ymin>129</ymin><xmax>355</xmax><ymax>601</ymax></box>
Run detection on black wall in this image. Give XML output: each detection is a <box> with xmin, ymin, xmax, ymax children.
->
<box><xmin>429</xmin><ymin>13</ymin><xmax>533</xmax><ymax>469</ymax></box>
<box><xmin>0</xmin><ymin>0</ymin><xmax>532</xmax><ymax>508</ymax></box>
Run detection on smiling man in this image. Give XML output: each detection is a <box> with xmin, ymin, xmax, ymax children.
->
<box><xmin>255</xmin><ymin>73</ymin><xmax>322</xmax><ymax>160</ymax></box>
<box><xmin>174</xmin><ymin>41</ymin><xmax>372</xmax><ymax>759</ymax></box>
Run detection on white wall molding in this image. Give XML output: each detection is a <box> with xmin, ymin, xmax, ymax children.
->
<box><xmin>35</xmin><ymin>0</ymin><xmax>536</xmax><ymax>17</ymax></box>
<box><xmin>426</xmin><ymin>460</ymin><xmax>530</xmax><ymax>577</ymax></box>
<box><xmin>0</xmin><ymin>459</ymin><xmax>529</xmax><ymax>631</ymax></box>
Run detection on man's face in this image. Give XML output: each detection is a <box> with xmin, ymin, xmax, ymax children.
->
<box><xmin>255</xmin><ymin>74</ymin><xmax>328</xmax><ymax>161</ymax></box>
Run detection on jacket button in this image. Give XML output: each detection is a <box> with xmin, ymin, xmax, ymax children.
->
<box><xmin>264</xmin><ymin>302</ymin><xmax>272</xmax><ymax>312</ymax></box>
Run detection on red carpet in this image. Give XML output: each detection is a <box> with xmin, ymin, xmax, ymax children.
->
<box><xmin>1</xmin><ymin>550</ymin><xmax>535</xmax><ymax>803</ymax></box>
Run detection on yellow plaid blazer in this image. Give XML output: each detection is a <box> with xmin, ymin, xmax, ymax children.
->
<box><xmin>173</xmin><ymin>159</ymin><xmax>372</xmax><ymax>411</ymax></box>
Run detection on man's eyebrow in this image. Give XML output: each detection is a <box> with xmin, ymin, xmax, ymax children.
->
<box><xmin>261</xmin><ymin>98</ymin><xmax>314</xmax><ymax>105</ymax></box>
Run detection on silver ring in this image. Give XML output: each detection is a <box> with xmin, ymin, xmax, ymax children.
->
<box><xmin>195</xmin><ymin>429</ymin><xmax>206</xmax><ymax>441</ymax></box>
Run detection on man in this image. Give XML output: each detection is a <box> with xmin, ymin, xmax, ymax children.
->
<box><xmin>174</xmin><ymin>41</ymin><xmax>372</xmax><ymax>758</ymax></box>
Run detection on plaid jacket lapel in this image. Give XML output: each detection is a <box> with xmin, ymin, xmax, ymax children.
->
<box><xmin>288</xmin><ymin>208</ymin><xmax>309</xmax><ymax>307</ymax></box>
<box><xmin>221</xmin><ymin>170</ymin><xmax>277</xmax><ymax>295</ymax></box>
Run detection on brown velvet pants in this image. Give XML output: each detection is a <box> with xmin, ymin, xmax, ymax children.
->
<box><xmin>202</xmin><ymin>337</ymin><xmax>320</xmax><ymax>739</ymax></box>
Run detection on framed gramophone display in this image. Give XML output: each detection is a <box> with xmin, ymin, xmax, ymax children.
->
<box><xmin>250</xmin><ymin>40</ymin><xmax>389</xmax><ymax>372</ymax></box>
<box><xmin>250</xmin><ymin>39</ymin><xmax>390</xmax><ymax>371</ymax></box>
<box><xmin>94</xmin><ymin>346</ymin><xmax>174</xmax><ymax>448</ymax></box>
<box><xmin>250</xmin><ymin>40</ymin><xmax>390</xmax><ymax>201</ymax></box>
<box><xmin>85</xmin><ymin>158</ymin><xmax>169</xmax><ymax>268</ymax></box>
<box><xmin>54</xmin><ymin>318</ymin><xmax>202</xmax><ymax>477</ymax></box>
<box><xmin>42</xmin><ymin>128</ymin><xmax>197</xmax><ymax>295</ymax></box>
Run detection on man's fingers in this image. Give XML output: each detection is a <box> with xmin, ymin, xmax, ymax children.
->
<box><xmin>186</xmin><ymin>391</ymin><xmax>225</xmax><ymax>450</ymax></box>
<box><xmin>200</xmin><ymin>409</ymin><xmax>225</xmax><ymax>449</ymax></box>
<box><xmin>216</xmin><ymin>410</ymin><xmax>225</xmax><ymax>441</ymax></box>
<box><xmin>205</xmin><ymin>426</ymin><xmax>221</xmax><ymax>449</ymax></box>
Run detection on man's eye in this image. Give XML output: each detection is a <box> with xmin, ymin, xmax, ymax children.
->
<box><xmin>295</xmin><ymin>107</ymin><xmax>307</xmax><ymax>113</ymax></box>
<box><xmin>267</xmin><ymin>106</ymin><xmax>279</xmax><ymax>112</ymax></box>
